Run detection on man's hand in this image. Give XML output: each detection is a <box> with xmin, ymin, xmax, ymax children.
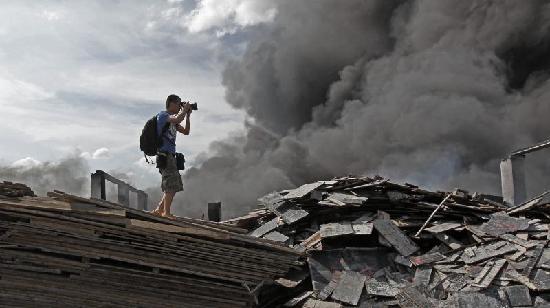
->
<box><xmin>177</xmin><ymin>112</ymin><xmax>191</xmax><ymax>135</ymax></box>
<box><xmin>181</xmin><ymin>102</ymin><xmax>192</xmax><ymax>114</ymax></box>
<box><xmin>168</xmin><ymin>103</ymin><xmax>188</xmax><ymax>124</ymax></box>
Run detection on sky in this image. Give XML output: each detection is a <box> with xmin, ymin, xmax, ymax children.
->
<box><xmin>4</xmin><ymin>1</ymin><xmax>550</xmax><ymax>219</ymax></box>
<box><xmin>0</xmin><ymin>0</ymin><xmax>276</xmax><ymax>190</ymax></box>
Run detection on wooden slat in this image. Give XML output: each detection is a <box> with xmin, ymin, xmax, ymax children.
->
<box><xmin>0</xmin><ymin>193</ymin><xmax>302</xmax><ymax>308</ymax></box>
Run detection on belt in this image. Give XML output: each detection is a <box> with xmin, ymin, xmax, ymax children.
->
<box><xmin>157</xmin><ymin>151</ymin><xmax>176</xmax><ymax>157</ymax></box>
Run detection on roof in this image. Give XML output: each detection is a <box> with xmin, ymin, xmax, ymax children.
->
<box><xmin>0</xmin><ymin>181</ymin><xmax>302</xmax><ymax>308</ymax></box>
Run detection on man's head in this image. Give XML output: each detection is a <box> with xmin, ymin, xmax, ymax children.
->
<box><xmin>166</xmin><ymin>94</ymin><xmax>182</xmax><ymax>114</ymax></box>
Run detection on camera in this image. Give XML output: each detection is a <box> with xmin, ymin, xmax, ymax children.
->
<box><xmin>181</xmin><ymin>101</ymin><xmax>198</xmax><ymax>111</ymax></box>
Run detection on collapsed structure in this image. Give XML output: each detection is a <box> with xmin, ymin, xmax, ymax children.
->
<box><xmin>2</xmin><ymin>174</ymin><xmax>550</xmax><ymax>307</ymax></box>
<box><xmin>226</xmin><ymin>176</ymin><xmax>550</xmax><ymax>307</ymax></box>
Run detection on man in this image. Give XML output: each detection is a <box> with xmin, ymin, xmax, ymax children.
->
<box><xmin>150</xmin><ymin>94</ymin><xmax>192</xmax><ymax>218</ymax></box>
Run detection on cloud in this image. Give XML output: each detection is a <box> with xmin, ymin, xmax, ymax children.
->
<box><xmin>1</xmin><ymin>154</ymin><xmax>90</xmax><ymax>196</ymax></box>
<box><xmin>80</xmin><ymin>148</ymin><xmax>111</xmax><ymax>160</ymax></box>
<box><xmin>185</xmin><ymin>0</ymin><xmax>277</xmax><ymax>34</ymax></box>
<box><xmin>92</xmin><ymin>147</ymin><xmax>110</xmax><ymax>159</ymax></box>
<box><xmin>0</xmin><ymin>1</ymin><xmax>246</xmax><ymax>193</ymax></box>
<box><xmin>11</xmin><ymin>157</ymin><xmax>42</xmax><ymax>169</ymax></box>
<box><xmin>134</xmin><ymin>157</ymin><xmax>158</xmax><ymax>173</ymax></box>
<box><xmin>41</xmin><ymin>9</ymin><xmax>64</xmax><ymax>21</ymax></box>
<box><xmin>0</xmin><ymin>74</ymin><xmax>54</xmax><ymax>103</ymax></box>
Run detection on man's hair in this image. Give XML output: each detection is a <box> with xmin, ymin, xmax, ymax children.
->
<box><xmin>166</xmin><ymin>94</ymin><xmax>181</xmax><ymax>109</ymax></box>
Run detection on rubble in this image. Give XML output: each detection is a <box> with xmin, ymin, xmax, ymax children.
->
<box><xmin>0</xmin><ymin>182</ymin><xmax>302</xmax><ymax>307</ymax></box>
<box><xmin>226</xmin><ymin>175</ymin><xmax>550</xmax><ymax>307</ymax></box>
<box><xmin>0</xmin><ymin>181</ymin><xmax>35</xmax><ymax>198</ymax></box>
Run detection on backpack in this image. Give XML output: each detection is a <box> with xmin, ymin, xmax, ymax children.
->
<box><xmin>139</xmin><ymin>115</ymin><xmax>169</xmax><ymax>162</ymax></box>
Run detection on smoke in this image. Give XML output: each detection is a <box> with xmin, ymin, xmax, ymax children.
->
<box><xmin>0</xmin><ymin>155</ymin><xmax>90</xmax><ymax>196</ymax></box>
<box><xmin>180</xmin><ymin>0</ymin><xmax>550</xmax><ymax>219</ymax></box>
<box><xmin>0</xmin><ymin>154</ymin><xmax>166</xmax><ymax>213</ymax></box>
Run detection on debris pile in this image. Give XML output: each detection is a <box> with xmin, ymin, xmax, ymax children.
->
<box><xmin>0</xmin><ymin>182</ymin><xmax>302</xmax><ymax>308</ymax></box>
<box><xmin>226</xmin><ymin>176</ymin><xmax>550</xmax><ymax>307</ymax></box>
<box><xmin>0</xmin><ymin>181</ymin><xmax>35</xmax><ymax>198</ymax></box>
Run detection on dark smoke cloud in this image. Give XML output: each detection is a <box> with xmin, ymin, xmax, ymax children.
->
<box><xmin>0</xmin><ymin>155</ymin><xmax>90</xmax><ymax>196</ymax></box>
<box><xmin>180</xmin><ymin>0</ymin><xmax>550</xmax><ymax>219</ymax></box>
<box><xmin>222</xmin><ymin>0</ymin><xmax>401</xmax><ymax>134</ymax></box>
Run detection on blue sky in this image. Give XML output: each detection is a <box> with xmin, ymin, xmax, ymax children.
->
<box><xmin>0</xmin><ymin>0</ymin><xmax>276</xmax><ymax>189</ymax></box>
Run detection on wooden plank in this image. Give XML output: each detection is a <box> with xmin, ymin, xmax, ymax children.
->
<box><xmin>507</xmin><ymin>192</ymin><xmax>549</xmax><ymax>215</ymax></box>
<box><xmin>330</xmin><ymin>271</ymin><xmax>366</xmax><ymax>305</ymax></box>
<box><xmin>504</xmin><ymin>285</ymin><xmax>532</xmax><ymax>307</ymax></box>
<box><xmin>434</xmin><ymin>233</ymin><xmax>463</xmax><ymax>250</ymax></box>
<box><xmin>283</xmin><ymin>182</ymin><xmax>324</xmax><ymax>199</ymax></box>
<box><xmin>318</xmin><ymin>272</ymin><xmax>341</xmax><ymax>300</ymax></box>
<box><xmin>373</xmin><ymin>219</ymin><xmax>419</xmax><ymax>256</ymax></box>
<box><xmin>274</xmin><ymin>267</ymin><xmax>309</xmax><ymax>288</ymax></box>
<box><xmin>534</xmin><ymin>269</ymin><xmax>550</xmax><ymax>290</ymax></box>
<box><xmin>500</xmin><ymin>233</ymin><xmax>538</xmax><ymax>248</ymax></box>
<box><xmin>61</xmin><ymin>192</ymin><xmax>248</xmax><ymax>234</ymax></box>
<box><xmin>479</xmin><ymin>213</ymin><xmax>530</xmax><ymax>237</ymax></box>
<box><xmin>258</xmin><ymin>193</ymin><xmax>309</xmax><ymax>225</ymax></box>
<box><xmin>296</xmin><ymin>231</ymin><xmax>321</xmax><ymax>252</ymax></box>
<box><xmin>365</xmin><ymin>279</ymin><xmax>400</xmax><ymax>297</ymax></box>
<box><xmin>352</xmin><ymin>222</ymin><xmax>373</xmax><ymax>235</ymax></box>
<box><xmin>424</xmin><ymin>222</ymin><xmax>462</xmax><ymax>233</ymax></box>
<box><xmin>410</xmin><ymin>252</ymin><xmax>445</xmax><ymax>266</ymax></box>
<box><xmin>128</xmin><ymin>219</ymin><xmax>230</xmax><ymax>240</ymax></box>
<box><xmin>0</xmin><ymin>264</ymin><xmax>251</xmax><ymax>307</ymax></box>
<box><xmin>414</xmin><ymin>267</ymin><xmax>432</xmax><ymax>286</ymax></box>
<box><xmin>522</xmin><ymin>244</ymin><xmax>545</xmax><ymax>277</ymax></box>
<box><xmin>283</xmin><ymin>291</ymin><xmax>313</xmax><ymax>307</ymax></box>
<box><xmin>70</xmin><ymin>202</ymin><xmax>126</xmax><ymax>216</ymax></box>
<box><xmin>326</xmin><ymin>192</ymin><xmax>367</xmax><ymax>206</ymax></box>
<box><xmin>0</xmin><ymin>198</ymin><xmax>71</xmax><ymax>211</ymax></box>
<box><xmin>451</xmin><ymin>293</ymin><xmax>501</xmax><ymax>308</ymax></box>
<box><xmin>249</xmin><ymin>217</ymin><xmax>279</xmax><ymax>238</ymax></box>
<box><xmin>461</xmin><ymin>241</ymin><xmax>517</xmax><ymax>264</ymax></box>
<box><xmin>395</xmin><ymin>284</ymin><xmax>434</xmax><ymax>308</ymax></box>
<box><xmin>320</xmin><ymin>222</ymin><xmax>353</xmax><ymax>238</ymax></box>
<box><xmin>3</xmin><ymin>234</ymin><xmax>273</xmax><ymax>284</ymax></box>
<box><xmin>280</xmin><ymin>208</ymin><xmax>309</xmax><ymax>224</ymax></box>
<box><xmin>262</xmin><ymin>231</ymin><xmax>289</xmax><ymax>243</ymax></box>
<box><xmin>302</xmin><ymin>299</ymin><xmax>342</xmax><ymax>308</ymax></box>
<box><xmin>471</xmin><ymin>259</ymin><xmax>506</xmax><ymax>288</ymax></box>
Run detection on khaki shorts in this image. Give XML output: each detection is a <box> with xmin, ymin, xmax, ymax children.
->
<box><xmin>159</xmin><ymin>154</ymin><xmax>183</xmax><ymax>193</ymax></box>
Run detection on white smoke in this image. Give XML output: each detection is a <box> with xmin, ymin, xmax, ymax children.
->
<box><xmin>0</xmin><ymin>154</ymin><xmax>90</xmax><ymax>196</ymax></box>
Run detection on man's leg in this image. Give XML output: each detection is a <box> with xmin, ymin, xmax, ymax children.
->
<box><xmin>163</xmin><ymin>191</ymin><xmax>176</xmax><ymax>218</ymax></box>
<box><xmin>149</xmin><ymin>194</ymin><xmax>165</xmax><ymax>216</ymax></box>
<box><xmin>159</xmin><ymin>155</ymin><xmax>182</xmax><ymax>219</ymax></box>
<box><xmin>151</xmin><ymin>157</ymin><xmax>170</xmax><ymax>216</ymax></box>
<box><xmin>158</xmin><ymin>194</ymin><xmax>166</xmax><ymax>213</ymax></box>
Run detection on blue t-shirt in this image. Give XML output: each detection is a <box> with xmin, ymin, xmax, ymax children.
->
<box><xmin>157</xmin><ymin>111</ymin><xmax>177</xmax><ymax>153</ymax></box>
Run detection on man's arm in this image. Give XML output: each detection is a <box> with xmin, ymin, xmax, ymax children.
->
<box><xmin>167</xmin><ymin>104</ymin><xmax>190</xmax><ymax>124</ymax></box>
<box><xmin>176</xmin><ymin>112</ymin><xmax>191</xmax><ymax>135</ymax></box>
